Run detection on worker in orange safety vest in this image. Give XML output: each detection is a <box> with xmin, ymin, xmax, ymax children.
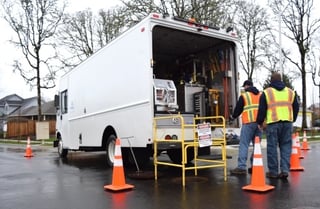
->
<box><xmin>229</xmin><ymin>80</ymin><xmax>261</xmax><ymax>175</ymax></box>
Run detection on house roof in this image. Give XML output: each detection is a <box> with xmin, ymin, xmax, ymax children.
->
<box><xmin>9</xmin><ymin>100</ymin><xmax>56</xmax><ymax>117</ymax></box>
<box><xmin>0</xmin><ymin>94</ymin><xmax>24</xmax><ymax>116</ymax></box>
<box><xmin>0</xmin><ymin>94</ymin><xmax>56</xmax><ymax>122</ymax></box>
<box><xmin>0</xmin><ymin>94</ymin><xmax>24</xmax><ymax>107</ymax></box>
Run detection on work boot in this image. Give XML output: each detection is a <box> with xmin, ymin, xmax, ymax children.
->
<box><xmin>230</xmin><ymin>168</ymin><xmax>246</xmax><ymax>175</ymax></box>
<box><xmin>278</xmin><ymin>172</ymin><xmax>289</xmax><ymax>179</ymax></box>
<box><xmin>266</xmin><ymin>172</ymin><xmax>278</xmax><ymax>179</ymax></box>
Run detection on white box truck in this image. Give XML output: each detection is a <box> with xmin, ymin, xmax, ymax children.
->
<box><xmin>54</xmin><ymin>13</ymin><xmax>240</xmax><ymax>167</ymax></box>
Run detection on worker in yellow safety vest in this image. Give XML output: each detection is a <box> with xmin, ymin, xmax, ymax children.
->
<box><xmin>256</xmin><ymin>72</ymin><xmax>299</xmax><ymax>179</ymax></box>
<box><xmin>229</xmin><ymin>80</ymin><xmax>261</xmax><ymax>175</ymax></box>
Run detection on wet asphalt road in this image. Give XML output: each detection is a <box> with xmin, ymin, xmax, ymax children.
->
<box><xmin>1</xmin><ymin>142</ymin><xmax>320</xmax><ymax>209</ymax></box>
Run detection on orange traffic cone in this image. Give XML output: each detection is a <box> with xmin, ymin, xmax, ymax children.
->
<box><xmin>242</xmin><ymin>136</ymin><xmax>274</xmax><ymax>192</ymax></box>
<box><xmin>295</xmin><ymin>132</ymin><xmax>304</xmax><ymax>159</ymax></box>
<box><xmin>290</xmin><ymin>133</ymin><xmax>304</xmax><ymax>171</ymax></box>
<box><xmin>24</xmin><ymin>137</ymin><xmax>34</xmax><ymax>158</ymax></box>
<box><xmin>301</xmin><ymin>131</ymin><xmax>310</xmax><ymax>150</ymax></box>
<box><xmin>104</xmin><ymin>138</ymin><xmax>134</xmax><ymax>192</ymax></box>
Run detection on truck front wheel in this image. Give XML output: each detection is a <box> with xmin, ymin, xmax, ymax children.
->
<box><xmin>105</xmin><ymin>134</ymin><xmax>116</xmax><ymax>167</ymax></box>
<box><xmin>58</xmin><ymin>139</ymin><xmax>68</xmax><ymax>158</ymax></box>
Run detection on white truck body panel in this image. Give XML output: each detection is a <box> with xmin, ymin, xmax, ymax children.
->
<box><xmin>58</xmin><ymin>16</ymin><xmax>153</xmax><ymax>149</ymax></box>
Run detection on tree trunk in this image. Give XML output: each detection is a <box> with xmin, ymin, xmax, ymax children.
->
<box><xmin>301</xmin><ymin>61</ymin><xmax>307</xmax><ymax>129</ymax></box>
<box><xmin>37</xmin><ymin>67</ymin><xmax>42</xmax><ymax>122</ymax></box>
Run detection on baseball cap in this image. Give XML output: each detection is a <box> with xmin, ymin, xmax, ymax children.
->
<box><xmin>242</xmin><ymin>80</ymin><xmax>253</xmax><ymax>87</ymax></box>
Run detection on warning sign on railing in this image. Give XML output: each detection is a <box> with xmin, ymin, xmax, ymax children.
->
<box><xmin>197</xmin><ymin>123</ymin><xmax>211</xmax><ymax>147</ymax></box>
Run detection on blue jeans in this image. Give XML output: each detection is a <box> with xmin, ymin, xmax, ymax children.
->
<box><xmin>266</xmin><ymin>122</ymin><xmax>293</xmax><ymax>174</ymax></box>
<box><xmin>237</xmin><ymin>122</ymin><xmax>262</xmax><ymax>169</ymax></box>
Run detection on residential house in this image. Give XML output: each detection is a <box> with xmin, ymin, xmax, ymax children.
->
<box><xmin>0</xmin><ymin>94</ymin><xmax>56</xmax><ymax>138</ymax></box>
<box><xmin>0</xmin><ymin>94</ymin><xmax>25</xmax><ymax>134</ymax></box>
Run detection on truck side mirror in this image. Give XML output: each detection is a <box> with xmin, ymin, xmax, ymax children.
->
<box><xmin>54</xmin><ymin>94</ymin><xmax>60</xmax><ymax>109</ymax></box>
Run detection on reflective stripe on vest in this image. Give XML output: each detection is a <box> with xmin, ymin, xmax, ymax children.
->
<box><xmin>264</xmin><ymin>87</ymin><xmax>294</xmax><ymax>124</ymax></box>
<box><xmin>241</xmin><ymin>91</ymin><xmax>261</xmax><ymax>124</ymax></box>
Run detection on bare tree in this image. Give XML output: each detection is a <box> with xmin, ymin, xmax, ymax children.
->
<box><xmin>311</xmin><ymin>51</ymin><xmax>320</xmax><ymax>105</ymax></box>
<box><xmin>120</xmin><ymin>0</ymin><xmax>236</xmax><ymax>27</ymax></box>
<box><xmin>1</xmin><ymin>0</ymin><xmax>65</xmax><ymax>121</ymax></box>
<box><xmin>120</xmin><ymin>0</ymin><xmax>160</xmax><ymax>24</ymax></box>
<box><xmin>169</xmin><ymin>0</ymin><xmax>224</xmax><ymax>22</ymax></box>
<box><xmin>57</xmin><ymin>7</ymin><xmax>127</xmax><ymax>68</ymax></box>
<box><xmin>57</xmin><ymin>9</ymin><xmax>97</xmax><ymax>67</ymax></box>
<box><xmin>235</xmin><ymin>1</ymin><xmax>271</xmax><ymax>81</ymax></box>
<box><xmin>270</xmin><ymin>0</ymin><xmax>320</xmax><ymax>128</ymax></box>
<box><xmin>96</xmin><ymin>7</ymin><xmax>128</xmax><ymax>47</ymax></box>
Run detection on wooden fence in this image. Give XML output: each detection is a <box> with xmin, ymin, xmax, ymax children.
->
<box><xmin>6</xmin><ymin>119</ymin><xmax>56</xmax><ymax>139</ymax></box>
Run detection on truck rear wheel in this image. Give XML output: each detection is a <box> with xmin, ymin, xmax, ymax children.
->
<box><xmin>167</xmin><ymin>148</ymin><xmax>194</xmax><ymax>164</ymax></box>
<box><xmin>58</xmin><ymin>139</ymin><xmax>68</xmax><ymax>158</ymax></box>
<box><xmin>106</xmin><ymin>134</ymin><xmax>116</xmax><ymax>167</ymax></box>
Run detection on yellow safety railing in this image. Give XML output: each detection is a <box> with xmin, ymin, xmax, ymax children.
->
<box><xmin>153</xmin><ymin>114</ymin><xmax>227</xmax><ymax>186</ymax></box>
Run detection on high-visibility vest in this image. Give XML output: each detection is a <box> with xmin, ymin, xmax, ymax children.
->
<box><xmin>241</xmin><ymin>91</ymin><xmax>261</xmax><ymax>124</ymax></box>
<box><xmin>264</xmin><ymin>87</ymin><xmax>295</xmax><ymax>124</ymax></box>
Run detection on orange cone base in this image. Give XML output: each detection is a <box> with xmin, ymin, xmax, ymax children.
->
<box><xmin>24</xmin><ymin>149</ymin><xmax>33</xmax><ymax>158</ymax></box>
<box><xmin>290</xmin><ymin>166</ymin><xmax>304</xmax><ymax>171</ymax></box>
<box><xmin>301</xmin><ymin>146</ymin><xmax>310</xmax><ymax>150</ymax></box>
<box><xmin>24</xmin><ymin>154</ymin><xmax>34</xmax><ymax>158</ymax></box>
<box><xmin>24</xmin><ymin>154</ymin><xmax>34</xmax><ymax>157</ymax></box>
<box><xmin>299</xmin><ymin>155</ymin><xmax>304</xmax><ymax>159</ymax></box>
<box><xmin>242</xmin><ymin>184</ymin><xmax>275</xmax><ymax>192</ymax></box>
<box><xmin>104</xmin><ymin>183</ymin><xmax>134</xmax><ymax>192</ymax></box>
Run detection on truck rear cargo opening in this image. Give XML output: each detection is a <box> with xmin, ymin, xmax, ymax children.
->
<box><xmin>152</xmin><ymin>25</ymin><xmax>238</xmax><ymax>116</ymax></box>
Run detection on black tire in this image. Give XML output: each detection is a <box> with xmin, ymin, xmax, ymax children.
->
<box><xmin>167</xmin><ymin>148</ymin><xmax>194</xmax><ymax>164</ymax></box>
<box><xmin>58</xmin><ymin>139</ymin><xmax>68</xmax><ymax>158</ymax></box>
<box><xmin>105</xmin><ymin>134</ymin><xmax>116</xmax><ymax>167</ymax></box>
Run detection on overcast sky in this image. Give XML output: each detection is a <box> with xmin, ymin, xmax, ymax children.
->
<box><xmin>0</xmin><ymin>0</ymin><xmax>319</xmax><ymax>106</ymax></box>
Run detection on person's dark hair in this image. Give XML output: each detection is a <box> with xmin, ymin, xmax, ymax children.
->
<box><xmin>271</xmin><ymin>72</ymin><xmax>281</xmax><ymax>82</ymax></box>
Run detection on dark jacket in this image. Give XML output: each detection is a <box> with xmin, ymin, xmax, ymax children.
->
<box><xmin>231</xmin><ymin>86</ymin><xmax>260</xmax><ymax>119</ymax></box>
<box><xmin>256</xmin><ymin>80</ymin><xmax>299</xmax><ymax>126</ymax></box>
